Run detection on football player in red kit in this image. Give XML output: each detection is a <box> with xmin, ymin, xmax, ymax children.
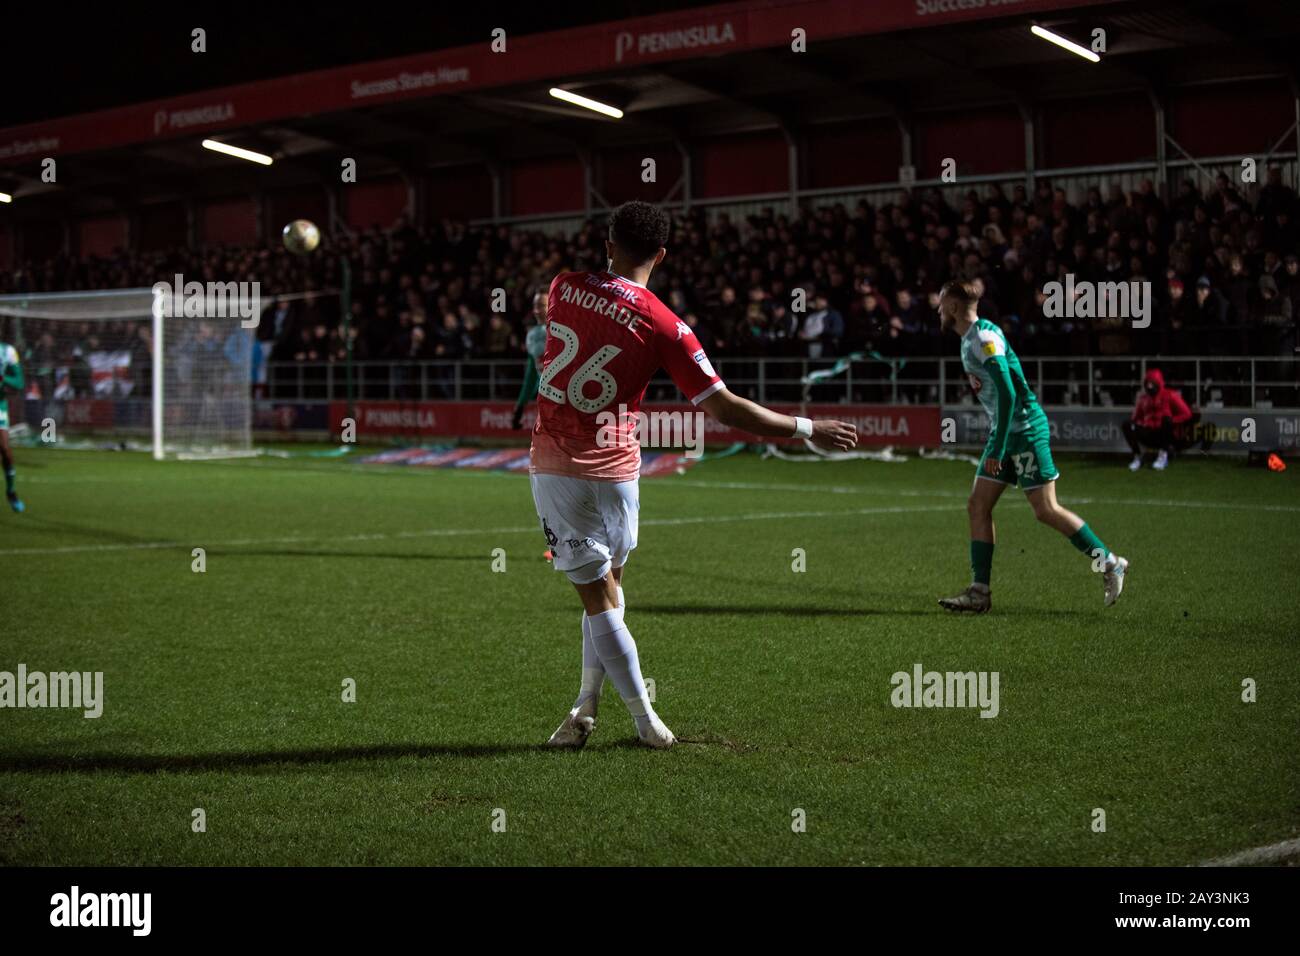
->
<box><xmin>532</xmin><ymin>201</ymin><xmax>857</xmax><ymax>749</ymax></box>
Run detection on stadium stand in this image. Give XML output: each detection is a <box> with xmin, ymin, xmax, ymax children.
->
<box><xmin>2</xmin><ymin>171</ymin><xmax>1294</xmax><ymax>369</ymax></box>
<box><xmin>1</xmin><ymin>0</ymin><xmax>1296</xmax><ymax>416</ymax></box>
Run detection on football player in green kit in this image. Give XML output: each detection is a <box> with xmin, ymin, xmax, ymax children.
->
<box><xmin>511</xmin><ymin>288</ymin><xmax>550</xmax><ymax>431</ymax></box>
<box><xmin>936</xmin><ymin>279</ymin><xmax>1127</xmax><ymax>613</ymax></box>
<box><xmin>1</xmin><ymin>339</ymin><xmax>25</xmax><ymax>513</ymax></box>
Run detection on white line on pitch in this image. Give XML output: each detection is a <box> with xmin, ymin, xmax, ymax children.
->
<box><xmin>39</xmin><ymin>457</ymin><xmax>1300</xmax><ymax>515</ymax></box>
<box><xmin>204</xmin><ymin>458</ymin><xmax>1300</xmax><ymax>513</ymax></box>
<box><xmin>0</xmin><ymin>504</ymin><xmax>955</xmax><ymax>557</ymax></box>
<box><xmin>1199</xmin><ymin>835</ymin><xmax>1300</xmax><ymax>866</ymax></box>
<box><xmin>664</xmin><ymin>478</ymin><xmax>1300</xmax><ymax>512</ymax></box>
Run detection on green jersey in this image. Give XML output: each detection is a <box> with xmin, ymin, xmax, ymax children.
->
<box><xmin>514</xmin><ymin>323</ymin><xmax>548</xmax><ymax>414</ymax></box>
<box><xmin>0</xmin><ymin>342</ymin><xmax>21</xmax><ymax>430</ymax></box>
<box><xmin>959</xmin><ymin>319</ymin><xmax>1041</xmax><ymax>459</ymax></box>
<box><xmin>0</xmin><ymin>342</ymin><xmax>21</xmax><ymax>397</ymax></box>
<box><xmin>525</xmin><ymin>323</ymin><xmax>547</xmax><ymax>362</ymax></box>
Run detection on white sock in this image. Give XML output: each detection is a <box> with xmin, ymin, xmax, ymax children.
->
<box><xmin>586</xmin><ymin>607</ymin><xmax>656</xmax><ymax>733</ymax></box>
<box><xmin>577</xmin><ymin>614</ymin><xmax>604</xmax><ymax>711</ymax></box>
<box><xmin>575</xmin><ymin>588</ymin><xmax>623</xmax><ymax>711</ymax></box>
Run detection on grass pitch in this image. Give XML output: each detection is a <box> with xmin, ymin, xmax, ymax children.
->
<box><xmin>1</xmin><ymin>445</ymin><xmax>1297</xmax><ymax>866</ymax></box>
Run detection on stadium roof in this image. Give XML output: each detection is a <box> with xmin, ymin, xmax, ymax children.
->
<box><xmin>3</xmin><ymin>0</ymin><xmax>1298</xmax><ymax>219</ymax></box>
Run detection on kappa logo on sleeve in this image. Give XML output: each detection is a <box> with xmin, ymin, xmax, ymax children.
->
<box><xmin>675</xmin><ymin>320</ymin><xmax>691</xmax><ymax>341</ymax></box>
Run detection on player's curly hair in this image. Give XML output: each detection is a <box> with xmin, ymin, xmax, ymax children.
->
<box><xmin>939</xmin><ymin>278</ymin><xmax>980</xmax><ymax>304</ymax></box>
<box><xmin>608</xmin><ymin>201</ymin><xmax>669</xmax><ymax>263</ymax></box>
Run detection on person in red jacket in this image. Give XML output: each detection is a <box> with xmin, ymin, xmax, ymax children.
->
<box><xmin>1123</xmin><ymin>368</ymin><xmax>1193</xmax><ymax>471</ymax></box>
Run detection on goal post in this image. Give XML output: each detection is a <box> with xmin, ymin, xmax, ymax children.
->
<box><xmin>152</xmin><ymin>289</ymin><xmax>164</xmax><ymax>460</ymax></box>
<box><xmin>0</xmin><ymin>287</ymin><xmax>255</xmax><ymax>458</ymax></box>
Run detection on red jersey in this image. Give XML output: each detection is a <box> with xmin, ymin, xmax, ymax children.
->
<box><xmin>530</xmin><ymin>270</ymin><xmax>724</xmax><ymax>481</ymax></box>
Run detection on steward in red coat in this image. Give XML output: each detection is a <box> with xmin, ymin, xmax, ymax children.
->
<box><xmin>1123</xmin><ymin>368</ymin><xmax>1194</xmax><ymax>470</ymax></box>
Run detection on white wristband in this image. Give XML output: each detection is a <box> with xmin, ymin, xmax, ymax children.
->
<box><xmin>793</xmin><ymin>416</ymin><xmax>813</xmax><ymax>439</ymax></box>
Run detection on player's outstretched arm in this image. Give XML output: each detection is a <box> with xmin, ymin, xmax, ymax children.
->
<box><xmin>699</xmin><ymin>387</ymin><xmax>857</xmax><ymax>451</ymax></box>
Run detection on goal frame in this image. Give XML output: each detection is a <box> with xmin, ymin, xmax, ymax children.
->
<box><xmin>0</xmin><ymin>287</ymin><xmax>257</xmax><ymax>459</ymax></box>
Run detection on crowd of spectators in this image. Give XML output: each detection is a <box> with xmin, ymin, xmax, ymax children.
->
<box><xmin>2</xmin><ymin>166</ymin><xmax>1297</xmax><ymax>374</ymax></box>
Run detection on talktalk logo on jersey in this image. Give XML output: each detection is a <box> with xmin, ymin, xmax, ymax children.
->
<box><xmin>582</xmin><ymin>273</ymin><xmax>641</xmax><ymax>303</ymax></box>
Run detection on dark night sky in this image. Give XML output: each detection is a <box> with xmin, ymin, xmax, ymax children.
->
<box><xmin>3</xmin><ymin>1</ymin><xmax>714</xmax><ymax>126</ymax></box>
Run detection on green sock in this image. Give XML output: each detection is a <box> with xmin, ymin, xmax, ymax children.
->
<box><xmin>970</xmin><ymin>540</ymin><xmax>994</xmax><ymax>587</ymax></box>
<box><xmin>1069</xmin><ymin>523</ymin><xmax>1109</xmax><ymax>566</ymax></box>
<box><xmin>3</xmin><ymin>468</ymin><xmax>13</xmax><ymax>496</ymax></box>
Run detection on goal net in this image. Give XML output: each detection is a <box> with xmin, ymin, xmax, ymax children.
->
<box><xmin>0</xmin><ymin>288</ymin><xmax>254</xmax><ymax>459</ymax></box>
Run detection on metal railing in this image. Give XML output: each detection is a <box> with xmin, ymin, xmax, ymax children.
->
<box><xmin>468</xmin><ymin>154</ymin><xmax>1299</xmax><ymax>231</ymax></box>
<box><xmin>264</xmin><ymin>356</ymin><xmax>1299</xmax><ymax>410</ymax></box>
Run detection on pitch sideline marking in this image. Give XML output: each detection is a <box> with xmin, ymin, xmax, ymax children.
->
<box><xmin>665</xmin><ymin>478</ymin><xmax>1300</xmax><ymax>513</ymax></box>
<box><xmin>0</xmin><ymin>503</ymin><xmax>956</xmax><ymax>556</ymax></box>
<box><xmin>31</xmin><ymin>457</ymin><xmax>1300</xmax><ymax>514</ymax></box>
<box><xmin>1199</xmin><ymin>835</ymin><xmax>1300</xmax><ymax>866</ymax></box>
<box><xmin>206</xmin><ymin>457</ymin><xmax>1300</xmax><ymax>512</ymax></box>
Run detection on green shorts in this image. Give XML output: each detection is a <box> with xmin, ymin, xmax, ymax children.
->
<box><xmin>0</xmin><ymin>400</ymin><xmax>8</xmax><ymax>431</ymax></box>
<box><xmin>977</xmin><ymin>414</ymin><xmax>1059</xmax><ymax>490</ymax></box>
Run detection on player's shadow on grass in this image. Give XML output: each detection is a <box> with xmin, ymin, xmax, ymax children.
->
<box><xmin>0</xmin><ymin>743</ymin><xmax>544</xmax><ymax>774</ymax></box>
<box><xmin>8</xmin><ymin>520</ymin><xmax>485</xmax><ymax>564</ymax></box>
<box><xmin>637</xmin><ymin>606</ymin><xmax>925</xmax><ymax>621</ymax></box>
<box><xmin>636</xmin><ymin>603</ymin><xmax>932</xmax><ymax>617</ymax></box>
<box><xmin>9</xmin><ymin>515</ymin><xmax>166</xmax><ymax>546</ymax></box>
<box><xmin>634</xmin><ymin>603</ymin><xmax>1088</xmax><ymax>618</ymax></box>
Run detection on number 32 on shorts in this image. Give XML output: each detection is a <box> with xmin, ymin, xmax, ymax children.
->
<box><xmin>1011</xmin><ymin>451</ymin><xmax>1037</xmax><ymax>478</ymax></box>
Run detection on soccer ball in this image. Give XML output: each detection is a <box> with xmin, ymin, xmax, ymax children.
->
<box><xmin>282</xmin><ymin>219</ymin><xmax>321</xmax><ymax>255</ymax></box>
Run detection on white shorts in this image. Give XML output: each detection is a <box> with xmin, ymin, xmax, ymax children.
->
<box><xmin>530</xmin><ymin>473</ymin><xmax>639</xmax><ymax>584</ymax></box>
